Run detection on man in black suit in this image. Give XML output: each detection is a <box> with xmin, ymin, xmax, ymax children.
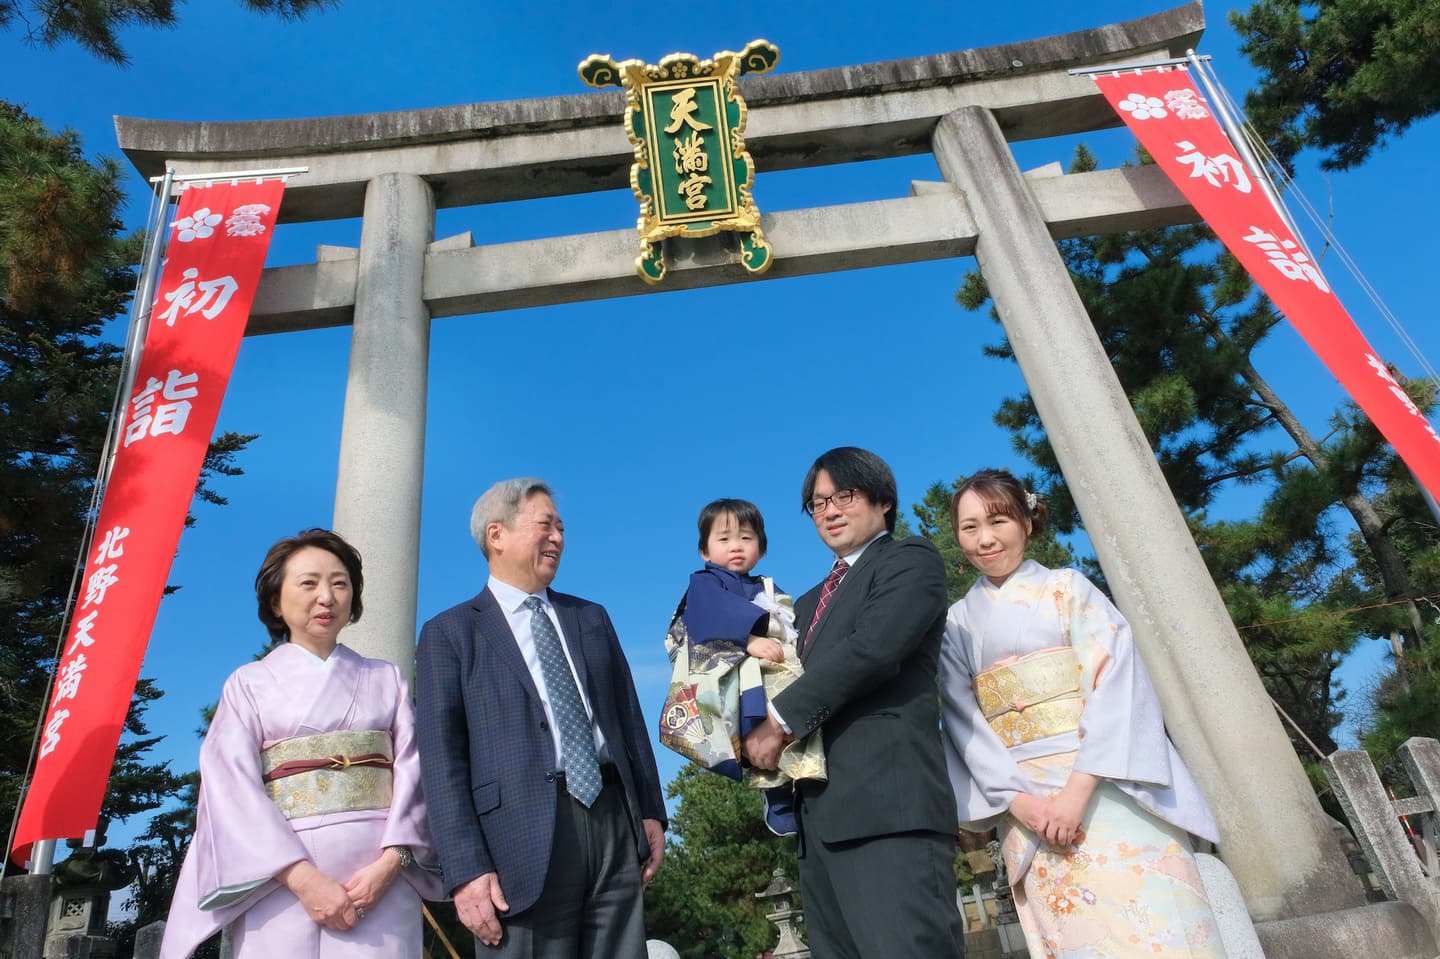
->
<box><xmin>745</xmin><ymin>447</ymin><xmax>966</xmax><ymax>958</ymax></box>
<box><xmin>415</xmin><ymin>478</ymin><xmax>666</xmax><ymax>958</ymax></box>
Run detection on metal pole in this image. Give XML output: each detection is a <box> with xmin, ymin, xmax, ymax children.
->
<box><xmin>29</xmin><ymin>838</ymin><xmax>55</xmax><ymax>875</ymax></box>
<box><xmin>102</xmin><ymin>168</ymin><xmax>174</xmax><ymax>493</ymax></box>
<box><xmin>1186</xmin><ymin>52</ymin><xmax>1311</xmax><ymax>253</ymax></box>
<box><xmin>148</xmin><ymin>164</ymin><xmax>307</xmax><ymax>184</ymax></box>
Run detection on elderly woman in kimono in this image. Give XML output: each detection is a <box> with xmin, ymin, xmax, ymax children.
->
<box><xmin>161</xmin><ymin>529</ymin><xmax>441</xmax><ymax>959</ymax></box>
<box><xmin>940</xmin><ymin>470</ymin><xmax>1224</xmax><ymax>958</ymax></box>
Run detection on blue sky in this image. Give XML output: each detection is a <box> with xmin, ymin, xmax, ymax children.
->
<box><xmin>5</xmin><ymin>0</ymin><xmax>1437</xmax><ymax>849</ymax></box>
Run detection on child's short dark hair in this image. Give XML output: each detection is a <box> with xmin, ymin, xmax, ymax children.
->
<box><xmin>697</xmin><ymin>498</ymin><xmax>768</xmax><ymax>555</ymax></box>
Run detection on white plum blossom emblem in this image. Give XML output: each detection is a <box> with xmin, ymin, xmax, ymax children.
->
<box><xmin>1116</xmin><ymin>92</ymin><xmax>1167</xmax><ymax>120</ymax></box>
<box><xmin>173</xmin><ymin>207</ymin><xmax>223</xmax><ymax>242</ymax></box>
<box><xmin>226</xmin><ymin>204</ymin><xmax>272</xmax><ymax>238</ymax></box>
<box><xmin>1165</xmin><ymin>88</ymin><xmax>1210</xmax><ymax>120</ymax></box>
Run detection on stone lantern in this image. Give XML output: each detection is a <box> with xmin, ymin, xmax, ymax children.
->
<box><xmin>42</xmin><ymin>823</ymin><xmax>129</xmax><ymax>959</ymax></box>
<box><xmin>755</xmin><ymin>867</ymin><xmax>809</xmax><ymax>958</ymax></box>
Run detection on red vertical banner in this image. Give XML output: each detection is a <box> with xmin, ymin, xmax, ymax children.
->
<box><xmin>1093</xmin><ymin>67</ymin><xmax>1440</xmax><ymax>501</ymax></box>
<box><xmin>13</xmin><ymin>179</ymin><xmax>285</xmax><ymax>863</ymax></box>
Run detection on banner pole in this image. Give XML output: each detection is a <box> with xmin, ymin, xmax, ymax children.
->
<box><xmin>29</xmin><ymin>839</ymin><xmax>55</xmax><ymax>875</ymax></box>
<box><xmin>103</xmin><ymin>168</ymin><xmax>176</xmax><ymax>494</ymax></box>
<box><xmin>1185</xmin><ymin>51</ymin><xmax>1311</xmax><ymax>257</ymax></box>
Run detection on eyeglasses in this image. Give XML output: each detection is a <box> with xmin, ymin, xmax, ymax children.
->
<box><xmin>804</xmin><ymin>489</ymin><xmax>858</xmax><ymax>515</ymax></box>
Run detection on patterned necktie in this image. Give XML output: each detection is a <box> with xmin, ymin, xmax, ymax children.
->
<box><xmin>806</xmin><ymin>558</ymin><xmax>850</xmax><ymax>638</ymax></box>
<box><xmin>524</xmin><ymin>596</ymin><xmax>602</xmax><ymax>806</ymax></box>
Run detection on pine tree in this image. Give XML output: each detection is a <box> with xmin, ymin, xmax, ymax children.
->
<box><xmin>0</xmin><ymin>0</ymin><xmax>338</xmax><ymax>65</ymax></box>
<box><xmin>1233</xmin><ymin>0</ymin><xmax>1440</xmax><ymax>172</ymax></box>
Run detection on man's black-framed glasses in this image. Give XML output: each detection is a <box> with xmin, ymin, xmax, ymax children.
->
<box><xmin>804</xmin><ymin>489</ymin><xmax>858</xmax><ymax>515</ymax></box>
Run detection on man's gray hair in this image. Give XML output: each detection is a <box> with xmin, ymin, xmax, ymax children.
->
<box><xmin>471</xmin><ymin>478</ymin><xmax>554</xmax><ymax>558</ymax></box>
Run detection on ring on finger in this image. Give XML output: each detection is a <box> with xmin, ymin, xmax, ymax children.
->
<box><xmin>355</xmin><ymin>906</ymin><xmax>366</xmax><ymax>920</ymax></box>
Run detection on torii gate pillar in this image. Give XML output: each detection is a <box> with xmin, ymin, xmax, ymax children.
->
<box><xmin>331</xmin><ymin>172</ymin><xmax>434</xmax><ymax>673</ymax></box>
<box><xmin>933</xmin><ymin>106</ymin><xmax>1361</xmax><ymax>922</ymax></box>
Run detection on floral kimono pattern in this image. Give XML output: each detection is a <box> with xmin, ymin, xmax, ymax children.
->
<box><xmin>940</xmin><ymin>561</ymin><xmax>1223</xmax><ymax>958</ymax></box>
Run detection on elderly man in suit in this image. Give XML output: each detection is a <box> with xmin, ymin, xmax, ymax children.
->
<box><xmin>745</xmin><ymin>447</ymin><xmax>967</xmax><ymax>958</ymax></box>
<box><xmin>415</xmin><ymin>478</ymin><xmax>666</xmax><ymax>958</ymax></box>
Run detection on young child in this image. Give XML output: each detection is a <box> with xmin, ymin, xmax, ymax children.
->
<box><xmin>658</xmin><ymin>498</ymin><xmax>825</xmax><ymax>835</ymax></box>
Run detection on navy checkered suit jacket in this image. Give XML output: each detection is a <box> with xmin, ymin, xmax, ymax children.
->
<box><xmin>415</xmin><ymin>586</ymin><xmax>666</xmax><ymax>913</ymax></box>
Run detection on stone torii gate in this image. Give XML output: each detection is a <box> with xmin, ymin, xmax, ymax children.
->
<box><xmin>114</xmin><ymin>4</ymin><xmax>1435</xmax><ymax>955</ymax></box>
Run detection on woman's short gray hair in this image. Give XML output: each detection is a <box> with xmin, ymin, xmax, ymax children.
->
<box><xmin>471</xmin><ymin>478</ymin><xmax>554</xmax><ymax>558</ymax></box>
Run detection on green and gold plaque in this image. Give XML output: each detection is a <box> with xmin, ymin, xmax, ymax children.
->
<box><xmin>579</xmin><ymin>40</ymin><xmax>779</xmax><ymax>284</ymax></box>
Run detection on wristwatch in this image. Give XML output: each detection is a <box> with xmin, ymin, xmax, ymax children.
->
<box><xmin>389</xmin><ymin>845</ymin><xmax>415</xmax><ymax>870</ymax></box>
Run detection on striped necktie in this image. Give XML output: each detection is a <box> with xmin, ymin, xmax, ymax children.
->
<box><xmin>806</xmin><ymin>558</ymin><xmax>850</xmax><ymax>639</ymax></box>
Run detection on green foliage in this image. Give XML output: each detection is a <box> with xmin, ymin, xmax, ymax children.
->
<box><xmin>643</xmin><ymin>764</ymin><xmax>798</xmax><ymax>959</ymax></box>
<box><xmin>124</xmin><ymin>772</ymin><xmax>197</xmax><ymax>921</ymax></box>
<box><xmin>1234</xmin><ymin>0</ymin><xmax>1440</xmax><ymax>171</ymax></box>
<box><xmin>0</xmin><ymin>0</ymin><xmax>337</xmax><ymax>65</ymax></box>
<box><xmin>1347</xmin><ymin>441</ymin><xmax>1440</xmax><ymax>778</ymax></box>
<box><xmin>1361</xmin><ymin>657</ymin><xmax>1440</xmax><ymax>782</ymax></box>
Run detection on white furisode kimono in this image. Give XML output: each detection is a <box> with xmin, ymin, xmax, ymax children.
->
<box><xmin>161</xmin><ymin>642</ymin><xmax>443</xmax><ymax>959</ymax></box>
<box><xmin>940</xmin><ymin>560</ymin><xmax>1223</xmax><ymax>958</ymax></box>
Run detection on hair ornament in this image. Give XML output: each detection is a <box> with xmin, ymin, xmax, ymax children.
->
<box><xmin>1024</xmin><ymin>490</ymin><xmax>1038</xmax><ymax>511</ymax></box>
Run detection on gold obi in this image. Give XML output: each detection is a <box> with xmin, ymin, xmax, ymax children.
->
<box><xmin>972</xmin><ymin>647</ymin><xmax>1083</xmax><ymax>748</ymax></box>
<box><xmin>260</xmin><ymin>730</ymin><xmax>394</xmax><ymax>820</ymax></box>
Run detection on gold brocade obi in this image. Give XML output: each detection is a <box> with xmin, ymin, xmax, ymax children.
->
<box><xmin>260</xmin><ymin>730</ymin><xmax>394</xmax><ymax>820</ymax></box>
<box><xmin>972</xmin><ymin>647</ymin><xmax>1083</xmax><ymax>748</ymax></box>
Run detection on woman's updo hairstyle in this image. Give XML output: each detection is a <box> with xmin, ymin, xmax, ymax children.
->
<box><xmin>949</xmin><ymin>468</ymin><xmax>1050</xmax><ymax>543</ymax></box>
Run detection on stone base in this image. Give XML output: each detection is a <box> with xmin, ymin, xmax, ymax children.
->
<box><xmin>1196</xmin><ymin>853</ymin><xmax>1264</xmax><ymax>958</ymax></box>
<box><xmin>0</xmin><ymin>875</ymin><xmax>52</xmax><ymax>959</ymax></box>
<box><xmin>1255</xmin><ymin>901</ymin><xmax>1438</xmax><ymax>959</ymax></box>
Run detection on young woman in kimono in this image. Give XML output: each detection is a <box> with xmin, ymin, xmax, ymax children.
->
<box><xmin>658</xmin><ymin>499</ymin><xmax>824</xmax><ymax>835</ymax></box>
<box><xmin>161</xmin><ymin>530</ymin><xmax>442</xmax><ymax>959</ymax></box>
<box><xmin>939</xmin><ymin>470</ymin><xmax>1225</xmax><ymax>958</ymax></box>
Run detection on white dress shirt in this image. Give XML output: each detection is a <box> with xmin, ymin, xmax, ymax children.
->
<box><xmin>487</xmin><ymin>576</ymin><xmax>610</xmax><ymax>764</ymax></box>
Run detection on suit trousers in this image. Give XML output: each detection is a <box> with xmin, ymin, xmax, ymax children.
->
<box><xmin>484</xmin><ymin>770</ymin><xmax>646</xmax><ymax>959</ymax></box>
<box><xmin>797</xmin><ymin>804</ymin><xmax>966</xmax><ymax>958</ymax></box>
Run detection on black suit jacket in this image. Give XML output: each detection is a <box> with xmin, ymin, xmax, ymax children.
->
<box><xmin>773</xmin><ymin>535</ymin><xmax>957</xmax><ymax>843</ymax></box>
<box><xmin>415</xmin><ymin>587</ymin><xmax>666</xmax><ymax>914</ymax></box>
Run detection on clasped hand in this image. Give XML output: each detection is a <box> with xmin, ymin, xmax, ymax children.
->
<box><xmin>1008</xmin><ymin>772</ymin><xmax>1099</xmax><ymax>848</ymax></box>
<box><xmin>280</xmin><ymin>861</ymin><xmax>356</xmax><ymax>931</ymax></box>
<box><xmin>343</xmin><ymin>847</ymin><xmax>404</xmax><ymax>915</ymax></box>
<box><xmin>280</xmin><ymin>850</ymin><xmax>402</xmax><ymax>932</ymax></box>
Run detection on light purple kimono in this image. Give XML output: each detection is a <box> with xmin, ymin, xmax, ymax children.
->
<box><xmin>161</xmin><ymin>643</ymin><xmax>442</xmax><ymax>959</ymax></box>
<box><xmin>939</xmin><ymin>561</ymin><xmax>1218</xmax><ymax>854</ymax></box>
